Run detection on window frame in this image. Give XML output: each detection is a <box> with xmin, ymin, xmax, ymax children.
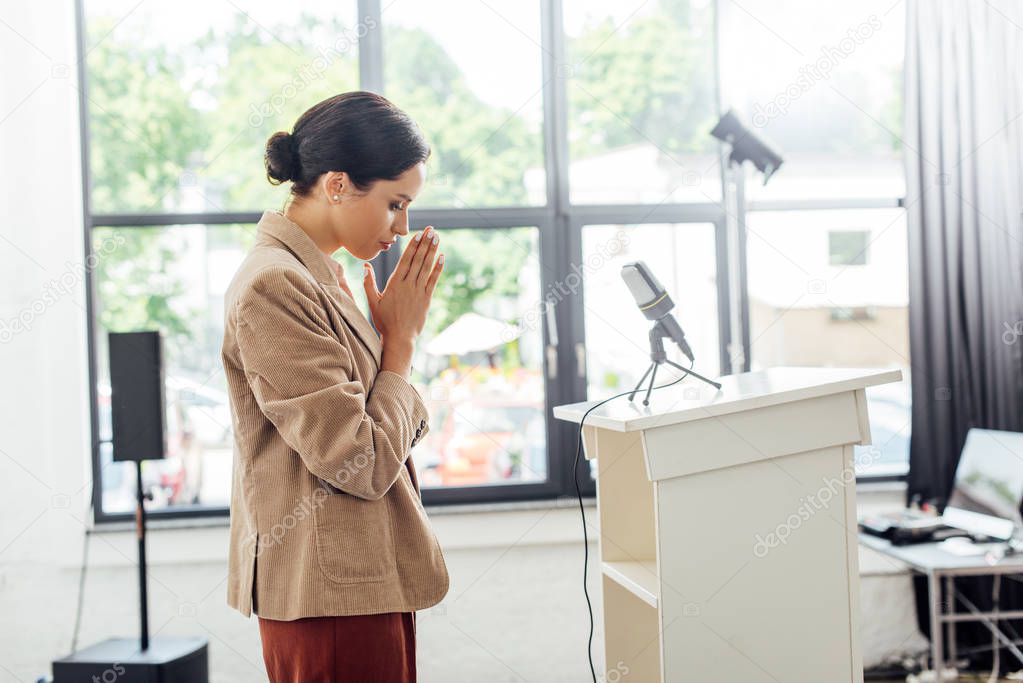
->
<box><xmin>77</xmin><ymin>0</ymin><xmax>908</xmax><ymax>524</ymax></box>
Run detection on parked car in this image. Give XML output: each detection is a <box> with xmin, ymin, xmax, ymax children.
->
<box><xmin>418</xmin><ymin>400</ymin><xmax>546</xmax><ymax>487</ymax></box>
<box><xmin>96</xmin><ymin>373</ymin><xmax>232</xmax><ymax>510</ymax></box>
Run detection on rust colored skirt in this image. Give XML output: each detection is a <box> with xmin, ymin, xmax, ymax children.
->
<box><xmin>258</xmin><ymin>611</ymin><xmax>416</xmax><ymax>683</ymax></box>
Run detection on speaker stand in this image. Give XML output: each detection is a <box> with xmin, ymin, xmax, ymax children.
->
<box><xmin>51</xmin><ymin>461</ymin><xmax>209</xmax><ymax>682</ymax></box>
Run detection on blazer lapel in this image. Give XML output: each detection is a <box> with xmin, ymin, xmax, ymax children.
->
<box><xmin>254</xmin><ymin>210</ymin><xmax>383</xmax><ymax>370</ymax></box>
<box><xmin>321</xmin><ymin>281</ymin><xmax>383</xmax><ymax>370</ymax></box>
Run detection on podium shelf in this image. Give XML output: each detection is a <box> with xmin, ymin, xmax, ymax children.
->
<box><xmin>602</xmin><ymin>560</ymin><xmax>659</xmax><ymax>608</ymax></box>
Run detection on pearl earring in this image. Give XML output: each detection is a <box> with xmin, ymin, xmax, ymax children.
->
<box><xmin>332</xmin><ymin>194</ymin><xmax>340</xmax><ymax>202</ymax></box>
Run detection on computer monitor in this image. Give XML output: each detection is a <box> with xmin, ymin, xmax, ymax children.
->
<box><xmin>944</xmin><ymin>428</ymin><xmax>1023</xmax><ymax>541</ymax></box>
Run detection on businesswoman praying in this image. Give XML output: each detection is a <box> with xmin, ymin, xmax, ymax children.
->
<box><xmin>220</xmin><ymin>91</ymin><xmax>449</xmax><ymax>683</ymax></box>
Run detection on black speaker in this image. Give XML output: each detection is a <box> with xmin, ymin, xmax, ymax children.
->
<box><xmin>50</xmin><ymin>332</ymin><xmax>207</xmax><ymax>683</ymax></box>
<box><xmin>108</xmin><ymin>331</ymin><xmax>166</xmax><ymax>462</ymax></box>
<box><xmin>52</xmin><ymin>636</ymin><xmax>208</xmax><ymax>683</ymax></box>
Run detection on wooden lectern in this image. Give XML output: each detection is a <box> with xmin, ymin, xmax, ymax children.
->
<box><xmin>553</xmin><ymin>366</ymin><xmax>902</xmax><ymax>683</ymax></box>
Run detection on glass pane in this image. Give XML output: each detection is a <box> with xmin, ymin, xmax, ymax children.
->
<box><xmin>84</xmin><ymin>1</ymin><xmax>359</xmax><ymax>214</ymax></box>
<box><xmin>565</xmin><ymin>0</ymin><xmax>721</xmax><ymax>204</ymax></box>
<box><xmin>93</xmin><ymin>223</ymin><xmax>369</xmax><ymax>513</ymax></box>
<box><xmin>383</xmin><ymin>1</ymin><xmax>545</xmax><ymax>208</ymax></box>
<box><xmin>412</xmin><ymin>228</ymin><xmax>548</xmax><ymax>488</ymax></box>
<box><xmin>828</xmin><ymin>231</ymin><xmax>870</xmax><ymax>266</ymax></box>
<box><xmin>745</xmin><ymin>208</ymin><xmax>911</xmax><ymax>476</ymax></box>
<box><xmin>720</xmin><ymin>0</ymin><xmax>905</xmax><ymax>199</ymax></box>
<box><xmin>582</xmin><ymin>223</ymin><xmax>721</xmax><ymax>401</ymax></box>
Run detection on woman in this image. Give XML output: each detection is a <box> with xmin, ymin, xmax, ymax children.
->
<box><xmin>220</xmin><ymin>91</ymin><xmax>449</xmax><ymax>683</ymax></box>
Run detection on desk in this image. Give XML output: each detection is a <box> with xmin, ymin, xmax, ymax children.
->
<box><xmin>859</xmin><ymin>533</ymin><xmax>1023</xmax><ymax>678</ymax></box>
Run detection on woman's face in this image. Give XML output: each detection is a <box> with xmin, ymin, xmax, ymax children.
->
<box><xmin>330</xmin><ymin>163</ymin><xmax>426</xmax><ymax>261</ymax></box>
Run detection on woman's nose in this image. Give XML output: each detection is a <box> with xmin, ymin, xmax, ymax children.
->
<box><xmin>393</xmin><ymin>212</ymin><xmax>410</xmax><ymax>235</ymax></box>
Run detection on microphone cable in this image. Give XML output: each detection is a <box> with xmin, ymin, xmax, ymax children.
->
<box><xmin>70</xmin><ymin>468</ymin><xmax>96</xmax><ymax>653</ymax></box>
<box><xmin>573</xmin><ymin>359</ymin><xmax>695</xmax><ymax>682</ymax></box>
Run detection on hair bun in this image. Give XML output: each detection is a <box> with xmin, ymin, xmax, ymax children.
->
<box><xmin>265</xmin><ymin>131</ymin><xmax>299</xmax><ymax>184</ymax></box>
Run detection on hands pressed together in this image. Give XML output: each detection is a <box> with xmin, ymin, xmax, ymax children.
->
<box><xmin>362</xmin><ymin>226</ymin><xmax>443</xmax><ymax>378</ymax></box>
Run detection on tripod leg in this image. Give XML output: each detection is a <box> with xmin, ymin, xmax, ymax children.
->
<box><xmin>629</xmin><ymin>363</ymin><xmax>654</xmax><ymax>402</ymax></box>
<box><xmin>664</xmin><ymin>359</ymin><xmax>723</xmax><ymax>390</ymax></box>
<box><xmin>643</xmin><ymin>363</ymin><xmax>659</xmax><ymax>406</ymax></box>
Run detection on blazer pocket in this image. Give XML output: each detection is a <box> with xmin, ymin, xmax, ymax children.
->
<box><xmin>314</xmin><ymin>493</ymin><xmax>397</xmax><ymax>584</ymax></box>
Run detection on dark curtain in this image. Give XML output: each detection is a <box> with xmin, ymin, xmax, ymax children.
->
<box><xmin>904</xmin><ymin>0</ymin><xmax>1023</xmax><ymax>672</ymax></box>
<box><xmin>904</xmin><ymin>0</ymin><xmax>1023</xmax><ymax>506</ymax></box>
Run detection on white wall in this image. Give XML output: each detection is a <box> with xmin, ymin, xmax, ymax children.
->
<box><xmin>0</xmin><ymin>0</ymin><xmax>93</xmax><ymax>580</ymax></box>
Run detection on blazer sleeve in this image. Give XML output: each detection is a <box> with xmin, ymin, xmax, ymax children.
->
<box><xmin>234</xmin><ymin>265</ymin><xmax>429</xmax><ymax>501</ymax></box>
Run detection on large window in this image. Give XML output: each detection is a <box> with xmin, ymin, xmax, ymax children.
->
<box><xmin>720</xmin><ymin>0</ymin><xmax>905</xmax><ymax>201</ymax></box>
<box><xmin>564</xmin><ymin>0</ymin><xmax>721</xmax><ymax>204</ymax></box>
<box><xmin>724</xmin><ymin>0</ymin><xmax>911</xmax><ymax>476</ymax></box>
<box><xmin>80</xmin><ymin>0</ymin><xmax>910</xmax><ymax>522</ymax></box>
<box><xmin>382</xmin><ymin>0</ymin><xmax>546</xmax><ymax>208</ymax></box>
<box><xmin>581</xmin><ymin>222</ymin><xmax>722</xmax><ymax>397</ymax></box>
<box><xmin>746</xmin><ymin>209</ymin><xmax>910</xmax><ymax>475</ymax></box>
<box><xmin>84</xmin><ymin>1</ymin><xmax>362</xmax><ymax>215</ymax></box>
<box><xmin>91</xmin><ymin>224</ymin><xmax>253</xmax><ymax>512</ymax></box>
<box><xmin>410</xmin><ymin>227</ymin><xmax>549</xmax><ymax>488</ymax></box>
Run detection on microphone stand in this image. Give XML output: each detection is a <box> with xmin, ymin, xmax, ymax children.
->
<box><xmin>629</xmin><ymin>319</ymin><xmax>722</xmax><ymax>406</ymax></box>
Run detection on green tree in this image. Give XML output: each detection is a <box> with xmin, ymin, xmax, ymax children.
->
<box><xmin>567</xmin><ymin>1</ymin><xmax>718</xmax><ymax>162</ymax></box>
<box><xmin>86</xmin><ymin>17</ymin><xmax>208</xmax><ymax>212</ymax></box>
<box><xmin>92</xmin><ymin>227</ymin><xmax>196</xmax><ymax>356</ymax></box>
<box><xmin>87</xmin><ymin>21</ymin><xmax>203</xmax><ymax>353</ymax></box>
<box><xmin>384</xmin><ymin>26</ymin><xmax>544</xmax><ymax>208</ymax></box>
<box><xmin>85</xmin><ymin>1</ymin><xmax>725</xmax><ymax>371</ymax></box>
<box><xmin>195</xmin><ymin>13</ymin><xmax>361</xmax><ymax>211</ymax></box>
<box><xmin>426</xmin><ymin>228</ymin><xmax>535</xmax><ymax>340</ymax></box>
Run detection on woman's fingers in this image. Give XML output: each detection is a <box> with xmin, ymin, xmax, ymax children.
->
<box><xmin>412</xmin><ymin>228</ymin><xmax>437</xmax><ymax>284</ymax></box>
<box><xmin>415</xmin><ymin>231</ymin><xmax>440</xmax><ymax>286</ymax></box>
<box><xmin>425</xmin><ymin>253</ymin><xmax>444</xmax><ymax>297</ymax></box>
<box><xmin>396</xmin><ymin>226</ymin><xmax>433</xmax><ymax>280</ymax></box>
<box><xmin>393</xmin><ymin>232</ymin><xmax>416</xmax><ymax>280</ymax></box>
<box><xmin>362</xmin><ymin>263</ymin><xmax>380</xmax><ymax>320</ymax></box>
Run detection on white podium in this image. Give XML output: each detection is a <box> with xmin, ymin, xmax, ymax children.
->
<box><xmin>553</xmin><ymin>366</ymin><xmax>902</xmax><ymax>683</ymax></box>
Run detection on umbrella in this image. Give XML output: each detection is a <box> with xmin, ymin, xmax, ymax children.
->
<box><xmin>425</xmin><ymin>312</ymin><xmax>522</xmax><ymax>356</ymax></box>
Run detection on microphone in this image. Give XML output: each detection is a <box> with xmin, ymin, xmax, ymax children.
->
<box><xmin>620</xmin><ymin>261</ymin><xmax>695</xmax><ymax>362</ymax></box>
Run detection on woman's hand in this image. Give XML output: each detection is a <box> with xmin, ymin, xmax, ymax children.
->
<box><xmin>363</xmin><ymin>226</ymin><xmax>444</xmax><ymax>376</ymax></box>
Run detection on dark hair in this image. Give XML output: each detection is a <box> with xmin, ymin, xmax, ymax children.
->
<box><xmin>264</xmin><ymin>91</ymin><xmax>430</xmax><ymax>197</ymax></box>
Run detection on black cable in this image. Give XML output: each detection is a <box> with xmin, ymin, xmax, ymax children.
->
<box><xmin>70</xmin><ymin>472</ymin><xmax>95</xmax><ymax>653</ymax></box>
<box><xmin>574</xmin><ymin>359</ymin><xmax>695</xmax><ymax>682</ymax></box>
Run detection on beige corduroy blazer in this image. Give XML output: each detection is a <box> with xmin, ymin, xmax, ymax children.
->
<box><xmin>220</xmin><ymin>209</ymin><xmax>449</xmax><ymax>620</ymax></box>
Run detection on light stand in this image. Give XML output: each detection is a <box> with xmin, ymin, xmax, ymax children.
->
<box><xmin>710</xmin><ymin>110</ymin><xmax>785</xmax><ymax>374</ymax></box>
<box><xmin>720</xmin><ymin>157</ymin><xmax>747</xmax><ymax>374</ymax></box>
